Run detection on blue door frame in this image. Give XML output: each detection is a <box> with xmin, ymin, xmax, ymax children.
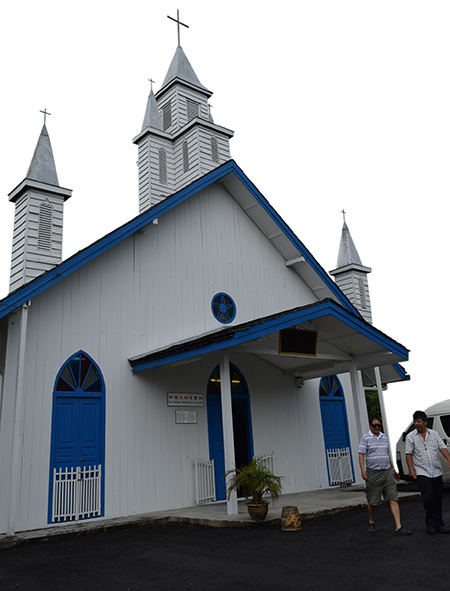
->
<box><xmin>48</xmin><ymin>351</ymin><xmax>105</xmax><ymax>522</ymax></box>
<box><xmin>207</xmin><ymin>363</ymin><xmax>254</xmax><ymax>500</ymax></box>
<box><xmin>319</xmin><ymin>375</ymin><xmax>355</xmax><ymax>485</ymax></box>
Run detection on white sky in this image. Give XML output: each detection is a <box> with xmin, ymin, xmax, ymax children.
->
<box><xmin>1</xmin><ymin>0</ymin><xmax>449</xmax><ymax>449</ymax></box>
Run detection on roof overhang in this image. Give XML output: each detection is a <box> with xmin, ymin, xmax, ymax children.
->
<box><xmin>128</xmin><ymin>299</ymin><xmax>409</xmax><ymax>384</ymax></box>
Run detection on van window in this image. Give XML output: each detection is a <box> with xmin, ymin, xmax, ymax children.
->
<box><xmin>440</xmin><ymin>415</ymin><xmax>450</xmax><ymax>437</ymax></box>
<box><xmin>403</xmin><ymin>417</ymin><xmax>435</xmax><ymax>440</ymax></box>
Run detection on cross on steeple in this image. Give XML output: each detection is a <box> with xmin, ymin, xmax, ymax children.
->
<box><xmin>341</xmin><ymin>209</ymin><xmax>347</xmax><ymax>224</ymax></box>
<box><xmin>40</xmin><ymin>108</ymin><xmax>51</xmax><ymax>125</ymax></box>
<box><xmin>167</xmin><ymin>9</ymin><xmax>189</xmax><ymax>46</ymax></box>
<box><xmin>148</xmin><ymin>78</ymin><xmax>155</xmax><ymax>92</ymax></box>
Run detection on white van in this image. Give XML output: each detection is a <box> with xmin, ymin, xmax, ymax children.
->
<box><xmin>396</xmin><ymin>400</ymin><xmax>450</xmax><ymax>482</ymax></box>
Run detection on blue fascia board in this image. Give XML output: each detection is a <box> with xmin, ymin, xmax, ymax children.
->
<box><xmin>0</xmin><ymin>160</ymin><xmax>356</xmax><ymax>319</ymax></box>
<box><xmin>131</xmin><ymin>300</ymin><xmax>409</xmax><ymax>373</ymax></box>
<box><xmin>0</xmin><ymin>162</ymin><xmax>235</xmax><ymax>319</ymax></box>
<box><xmin>229</xmin><ymin>165</ymin><xmax>358</xmax><ymax>316</ymax></box>
<box><xmin>392</xmin><ymin>363</ymin><xmax>410</xmax><ymax>381</ymax></box>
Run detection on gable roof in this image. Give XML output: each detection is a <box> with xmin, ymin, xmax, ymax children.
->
<box><xmin>128</xmin><ymin>298</ymin><xmax>409</xmax><ymax>385</ymax></box>
<box><xmin>0</xmin><ymin>160</ymin><xmax>362</xmax><ymax>320</ymax></box>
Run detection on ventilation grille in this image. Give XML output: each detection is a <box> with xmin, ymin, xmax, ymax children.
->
<box><xmin>183</xmin><ymin>140</ymin><xmax>189</xmax><ymax>172</ymax></box>
<box><xmin>38</xmin><ymin>200</ymin><xmax>53</xmax><ymax>250</ymax></box>
<box><xmin>211</xmin><ymin>136</ymin><xmax>219</xmax><ymax>163</ymax></box>
<box><xmin>187</xmin><ymin>99</ymin><xmax>199</xmax><ymax>122</ymax></box>
<box><xmin>358</xmin><ymin>277</ymin><xmax>367</xmax><ymax>309</ymax></box>
<box><xmin>159</xmin><ymin>148</ymin><xmax>167</xmax><ymax>184</ymax></box>
<box><xmin>162</xmin><ymin>103</ymin><xmax>172</xmax><ymax>131</ymax></box>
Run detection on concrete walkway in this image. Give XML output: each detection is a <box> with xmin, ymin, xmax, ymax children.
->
<box><xmin>0</xmin><ymin>483</ymin><xmax>421</xmax><ymax>547</ymax></box>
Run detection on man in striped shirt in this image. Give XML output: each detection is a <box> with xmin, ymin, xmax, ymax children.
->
<box><xmin>358</xmin><ymin>415</ymin><xmax>411</xmax><ymax>534</ymax></box>
<box><xmin>406</xmin><ymin>410</ymin><xmax>450</xmax><ymax>534</ymax></box>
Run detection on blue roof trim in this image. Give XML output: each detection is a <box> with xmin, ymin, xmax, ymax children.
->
<box><xmin>130</xmin><ymin>300</ymin><xmax>409</xmax><ymax>373</ymax></box>
<box><xmin>0</xmin><ymin>160</ymin><xmax>357</xmax><ymax>319</ymax></box>
<box><xmin>0</xmin><ymin>162</ymin><xmax>235</xmax><ymax>319</ymax></box>
<box><xmin>229</xmin><ymin>165</ymin><xmax>358</xmax><ymax>316</ymax></box>
<box><xmin>392</xmin><ymin>363</ymin><xmax>410</xmax><ymax>381</ymax></box>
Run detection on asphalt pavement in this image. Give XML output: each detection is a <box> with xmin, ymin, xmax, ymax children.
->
<box><xmin>1</xmin><ymin>489</ymin><xmax>450</xmax><ymax>591</ymax></box>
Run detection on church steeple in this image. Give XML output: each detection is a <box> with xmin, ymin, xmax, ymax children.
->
<box><xmin>8</xmin><ymin>121</ymin><xmax>72</xmax><ymax>293</ymax></box>
<box><xmin>133</xmin><ymin>16</ymin><xmax>234</xmax><ymax>213</ymax></box>
<box><xmin>329</xmin><ymin>216</ymin><xmax>373</xmax><ymax>323</ymax></box>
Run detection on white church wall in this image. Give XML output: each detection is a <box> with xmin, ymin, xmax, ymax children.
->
<box><xmin>0</xmin><ymin>179</ymin><xmax>339</xmax><ymax>532</ymax></box>
<box><xmin>231</xmin><ymin>353</ymin><xmax>330</xmax><ymax>492</ymax></box>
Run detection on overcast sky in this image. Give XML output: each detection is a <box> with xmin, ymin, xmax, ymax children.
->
<box><xmin>1</xmin><ymin>1</ymin><xmax>449</xmax><ymax>446</ymax></box>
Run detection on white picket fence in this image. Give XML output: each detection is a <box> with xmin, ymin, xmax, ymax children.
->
<box><xmin>194</xmin><ymin>459</ymin><xmax>216</xmax><ymax>504</ymax></box>
<box><xmin>257</xmin><ymin>452</ymin><xmax>274</xmax><ymax>474</ymax></box>
<box><xmin>326</xmin><ymin>447</ymin><xmax>353</xmax><ymax>485</ymax></box>
<box><xmin>52</xmin><ymin>465</ymin><xmax>102</xmax><ymax>523</ymax></box>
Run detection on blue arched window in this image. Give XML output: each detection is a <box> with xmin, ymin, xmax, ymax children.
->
<box><xmin>319</xmin><ymin>375</ymin><xmax>345</xmax><ymax>398</ymax></box>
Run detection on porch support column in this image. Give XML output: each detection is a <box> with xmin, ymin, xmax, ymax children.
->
<box><xmin>374</xmin><ymin>367</ymin><xmax>391</xmax><ymax>451</ymax></box>
<box><xmin>349</xmin><ymin>358</ymin><xmax>368</xmax><ymax>442</ymax></box>
<box><xmin>220</xmin><ymin>351</ymin><xmax>238</xmax><ymax>515</ymax></box>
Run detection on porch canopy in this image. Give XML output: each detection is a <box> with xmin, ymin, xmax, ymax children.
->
<box><xmin>129</xmin><ymin>298</ymin><xmax>408</xmax><ymax>516</ymax></box>
<box><xmin>128</xmin><ymin>299</ymin><xmax>409</xmax><ymax>385</ymax></box>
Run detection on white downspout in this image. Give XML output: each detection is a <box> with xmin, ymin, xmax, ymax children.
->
<box><xmin>220</xmin><ymin>351</ymin><xmax>238</xmax><ymax>515</ymax></box>
<box><xmin>7</xmin><ymin>301</ymin><xmax>30</xmax><ymax>537</ymax></box>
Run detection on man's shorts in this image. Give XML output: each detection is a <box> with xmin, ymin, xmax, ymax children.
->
<box><xmin>365</xmin><ymin>468</ymin><xmax>398</xmax><ymax>506</ymax></box>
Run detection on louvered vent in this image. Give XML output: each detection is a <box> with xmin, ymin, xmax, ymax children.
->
<box><xmin>159</xmin><ymin>148</ymin><xmax>167</xmax><ymax>183</ymax></box>
<box><xmin>162</xmin><ymin>103</ymin><xmax>172</xmax><ymax>131</ymax></box>
<box><xmin>183</xmin><ymin>140</ymin><xmax>189</xmax><ymax>172</ymax></box>
<box><xmin>358</xmin><ymin>277</ymin><xmax>367</xmax><ymax>309</ymax></box>
<box><xmin>211</xmin><ymin>136</ymin><xmax>219</xmax><ymax>163</ymax></box>
<box><xmin>187</xmin><ymin>99</ymin><xmax>199</xmax><ymax>122</ymax></box>
<box><xmin>38</xmin><ymin>200</ymin><xmax>53</xmax><ymax>250</ymax></box>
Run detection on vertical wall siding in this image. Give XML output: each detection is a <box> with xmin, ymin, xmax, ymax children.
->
<box><xmin>4</xmin><ymin>182</ymin><xmax>326</xmax><ymax>531</ymax></box>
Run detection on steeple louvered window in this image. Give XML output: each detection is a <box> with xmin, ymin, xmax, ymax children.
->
<box><xmin>159</xmin><ymin>148</ymin><xmax>167</xmax><ymax>184</ymax></box>
<box><xmin>38</xmin><ymin>199</ymin><xmax>53</xmax><ymax>250</ymax></box>
<box><xmin>211</xmin><ymin>136</ymin><xmax>219</xmax><ymax>163</ymax></box>
<box><xmin>183</xmin><ymin>140</ymin><xmax>189</xmax><ymax>172</ymax></box>
<box><xmin>358</xmin><ymin>278</ymin><xmax>367</xmax><ymax>309</ymax></box>
<box><xmin>162</xmin><ymin>103</ymin><xmax>172</xmax><ymax>131</ymax></box>
<box><xmin>187</xmin><ymin>99</ymin><xmax>199</xmax><ymax>122</ymax></box>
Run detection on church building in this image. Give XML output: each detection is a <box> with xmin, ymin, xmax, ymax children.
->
<box><xmin>0</xmin><ymin>30</ymin><xmax>409</xmax><ymax>539</ymax></box>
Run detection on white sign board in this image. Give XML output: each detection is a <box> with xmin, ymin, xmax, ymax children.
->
<box><xmin>167</xmin><ymin>393</ymin><xmax>203</xmax><ymax>407</ymax></box>
<box><xmin>175</xmin><ymin>409</ymin><xmax>197</xmax><ymax>424</ymax></box>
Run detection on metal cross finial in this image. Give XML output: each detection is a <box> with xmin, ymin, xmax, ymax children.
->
<box><xmin>148</xmin><ymin>78</ymin><xmax>155</xmax><ymax>92</ymax></box>
<box><xmin>341</xmin><ymin>209</ymin><xmax>347</xmax><ymax>223</ymax></box>
<box><xmin>40</xmin><ymin>108</ymin><xmax>51</xmax><ymax>125</ymax></box>
<box><xmin>167</xmin><ymin>9</ymin><xmax>189</xmax><ymax>46</ymax></box>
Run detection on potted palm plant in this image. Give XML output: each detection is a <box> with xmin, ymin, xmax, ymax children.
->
<box><xmin>226</xmin><ymin>457</ymin><xmax>283</xmax><ymax>521</ymax></box>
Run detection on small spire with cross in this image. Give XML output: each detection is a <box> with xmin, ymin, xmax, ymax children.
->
<box><xmin>167</xmin><ymin>9</ymin><xmax>189</xmax><ymax>46</ymax></box>
<box><xmin>40</xmin><ymin>108</ymin><xmax>51</xmax><ymax>126</ymax></box>
<box><xmin>341</xmin><ymin>209</ymin><xmax>347</xmax><ymax>224</ymax></box>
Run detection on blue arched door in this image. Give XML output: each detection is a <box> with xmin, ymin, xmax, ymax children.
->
<box><xmin>319</xmin><ymin>375</ymin><xmax>354</xmax><ymax>485</ymax></box>
<box><xmin>48</xmin><ymin>352</ymin><xmax>105</xmax><ymax>522</ymax></box>
<box><xmin>207</xmin><ymin>364</ymin><xmax>254</xmax><ymax>500</ymax></box>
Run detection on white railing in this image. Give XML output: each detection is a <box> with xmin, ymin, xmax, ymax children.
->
<box><xmin>256</xmin><ymin>452</ymin><xmax>274</xmax><ymax>474</ymax></box>
<box><xmin>195</xmin><ymin>459</ymin><xmax>216</xmax><ymax>504</ymax></box>
<box><xmin>327</xmin><ymin>447</ymin><xmax>353</xmax><ymax>485</ymax></box>
<box><xmin>52</xmin><ymin>465</ymin><xmax>102</xmax><ymax>523</ymax></box>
